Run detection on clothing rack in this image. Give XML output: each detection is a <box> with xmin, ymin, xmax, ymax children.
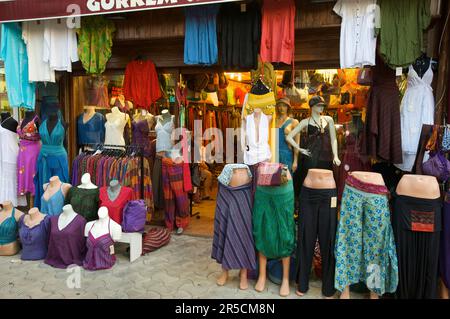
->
<box><xmin>80</xmin><ymin>143</ymin><xmax>145</xmax><ymax>198</ymax></box>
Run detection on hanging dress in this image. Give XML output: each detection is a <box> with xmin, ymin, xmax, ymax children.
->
<box><xmin>17</xmin><ymin>115</ymin><xmax>41</xmax><ymax>196</ymax></box>
<box><xmin>0</xmin><ymin>117</ymin><xmax>26</xmax><ymax>206</ymax></box>
<box><xmin>33</xmin><ymin>114</ymin><xmax>69</xmax><ymax>209</ymax></box>
<box><xmin>395</xmin><ymin>63</ymin><xmax>435</xmax><ymax>172</ymax></box>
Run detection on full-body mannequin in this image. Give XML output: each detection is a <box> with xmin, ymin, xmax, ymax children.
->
<box><xmin>42</xmin><ymin>176</ymin><xmax>71</xmax><ymax>201</ymax></box>
<box><xmin>216</xmin><ymin>168</ymin><xmax>253</xmax><ymax>290</ymax></box>
<box><xmin>85</xmin><ymin>206</ymin><xmax>122</xmax><ymax>241</ymax></box>
<box><xmin>0</xmin><ymin>201</ymin><xmax>24</xmax><ymax>256</ymax></box>
<box><xmin>1</xmin><ymin>111</ymin><xmax>19</xmax><ymax>133</ymax></box>
<box><xmin>78</xmin><ymin>173</ymin><xmax>97</xmax><ymax>189</ymax></box>
<box><xmin>341</xmin><ymin>171</ymin><xmax>385</xmax><ymax>299</ymax></box>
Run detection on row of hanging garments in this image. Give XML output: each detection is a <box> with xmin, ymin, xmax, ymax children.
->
<box><xmin>71</xmin><ymin>150</ymin><xmax>154</xmax><ymax>219</ymax></box>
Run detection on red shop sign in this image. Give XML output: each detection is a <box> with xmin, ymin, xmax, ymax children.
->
<box><xmin>0</xmin><ymin>0</ymin><xmax>239</xmax><ymax>23</ymax></box>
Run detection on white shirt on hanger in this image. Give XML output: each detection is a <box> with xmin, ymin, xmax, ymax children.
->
<box><xmin>22</xmin><ymin>21</ymin><xmax>55</xmax><ymax>83</ymax></box>
<box><xmin>334</xmin><ymin>0</ymin><xmax>377</xmax><ymax>69</ymax></box>
<box><xmin>43</xmin><ymin>19</ymin><xmax>79</xmax><ymax>72</ymax></box>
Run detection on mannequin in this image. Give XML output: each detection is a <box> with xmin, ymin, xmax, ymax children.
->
<box><xmin>41</xmin><ymin>176</ymin><xmax>71</xmax><ymax>216</ymax></box>
<box><xmin>0</xmin><ymin>201</ymin><xmax>23</xmax><ymax>256</ymax></box>
<box><xmin>0</xmin><ymin>111</ymin><xmax>18</xmax><ymax>133</ymax></box>
<box><xmin>84</xmin><ymin>206</ymin><xmax>122</xmax><ymax>241</ymax></box>
<box><xmin>132</xmin><ymin>109</ymin><xmax>154</xmax><ymax>157</ymax></box>
<box><xmin>99</xmin><ymin>180</ymin><xmax>133</xmax><ymax>225</ymax></box>
<box><xmin>155</xmin><ymin>109</ymin><xmax>175</xmax><ymax>156</ymax></box>
<box><xmin>23</xmin><ymin>207</ymin><xmax>47</xmax><ymax>228</ymax></box>
<box><xmin>133</xmin><ymin>108</ymin><xmax>154</xmax><ymax>127</ymax></box>
<box><xmin>213</xmin><ymin>165</ymin><xmax>255</xmax><ymax>290</ymax></box>
<box><xmin>58</xmin><ymin>205</ymin><xmax>77</xmax><ymax>230</ymax></box>
<box><xmin>21</xmin><ymin>110</ymin><xmax>39</xmax><ymax>130</ymax></box>
<box><xmin>350</xmin><ymin>171</ymin><xmax>385</xmax><ymax>186</ymax></box>
<box><xmin>296</xmin><ymin>169</ymin><xmax>337</xmax><ymax>299</ymax></box>
<box><xmin>19</xmin><ymin>207</ymin><xmax>50</xmax><ymax>260</ymax></box>
<box><xmin>393</xmin><ymin>174</ymin><xmax>441</xmax><ymax>299</ymax></box>
<box><xmin>241</xmin><ymin>107</ymin><xmax>272</xmax><ymax>166</ymax></box>
<box><xmin>412</xmin><ymin>53</ymin><xmax>438</xmax><ymax>78</ymax></box>
<box><xmin>104</xmin><ymin>106</ymin><xmax>129</xmax><ymax>147</ymax></box>
<box><xmin>79</xmin><ymin>173</ymin><xmax>98</xmax><ymax>189</ymax></box>
<box><xmin>77</xmin><ymin>106</ymin><xmax>105</xmax><ymax>149</ymax></box>
<box><xmin>276</xmin><ymin>97</ymin><xmax>299</xmax><ymax>172</ymax></box>
<box><xmin>82</xmin><ymin>106</ymin><xmax>96</xmax><ymax>123</ymax></box>
<box><xmin>108</xmin><ymin>180</ymin><xmax>121</xmax><ymax>201</ymax></box>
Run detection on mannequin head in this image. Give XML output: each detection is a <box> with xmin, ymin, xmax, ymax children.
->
<box><xmin>81</xmin><ymin>173</ymin><xmax>92</xmax><ymax>185</ymax></box>
<box><xmin>276</xmin><ymin>97</ymin><xmax>291</xmax><ymax>116</ymax></box>
<box><xmin>309</xmin><ymin>95</ymin><xmax>326</xmax><ymax>115</ymax></box>
<box><xmin>98</xmin><ymin>206</ymin><xmax>109</xmax><ymax>219</ymax></box>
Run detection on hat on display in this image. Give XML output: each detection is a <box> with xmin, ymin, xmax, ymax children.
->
<box><xmin>276</xmin><ymin>97</ymin><xmax>291</xmax><ymax>108</ymax></box>
<box><xmin>308</xmin><ymin>95</ymin><xmax>327</xmax><ymax>108</ymax></box>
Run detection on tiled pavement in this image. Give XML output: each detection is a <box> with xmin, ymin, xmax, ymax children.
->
<box><xmin>0</xmin><ymin>235</ymin><xmax>366</xmax><ymax>299</ymax></box>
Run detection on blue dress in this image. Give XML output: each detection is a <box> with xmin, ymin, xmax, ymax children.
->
<box><xmin>34</xmin><ymin>115</ymin><xmax>69</xmax><ymax>209</ymax></box>
<box><xmin>77</xmin><ymin>112</ymin><xmax>106</xmax><ymax>146</ymax></box>
<box><xmin>0</xmin><ymin>23</ymin><xmax>36</xmax><ymax>109</ymax></box>
<box><xmin>184</xmin><ymin>5</ymin><xmax>220</xmax><ymax>65</ymax></box>
<box><xmin>278</xmin><ymin>119</ymin><xmax>294</xmax><ymax>172</ymax></box>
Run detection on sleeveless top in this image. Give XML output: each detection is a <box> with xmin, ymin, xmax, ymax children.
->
<box><xmin>132</xmin><ymin>119</ymin><xmax>151</xmax><ymax>157</ymax></box>
<box><xmin>0</xmin><ymin>208</ymin><xmax>18</xmax><ymax>245</ymax></box>
<box><xmin>17</xmin><ymin>115</ymin><xmax>40</xmax><ymax>141</ymax></box>
<box><xmin>302</xmin><ymin>118</ymin><xmax>333</xmax><ymax>162</ymax></box>
<box><xmin>278</xmin><ymin>118</ymin><xmax>293</xmax><ymax>153</ymax></box>
<box><xmin>83</xmin><ymin>219</ymin><xmax>116</xmax><ymax>270</ymax></box>
<box><xmin>41</xmin><ymin>183</ymin><xmax>65</xmax><ymax>216</ymax></box>
<box><xmin>244</xmin><ymin>112</ymin><xmax>271</xmax><ymax>166</ymax></box>
<box><xmin>155</xmin><ymin>116</ymin><xmax>174</xmax><ymax>153</ymax></box>
<box><xmin>40</xmin><ymin>115</ymin><xmax>66</xmax><ymax>157</ymax></box>
<box><xmin>104</xmin><ymin>114</ymin><xmax>127</xmax><ymax>147</ymax></box>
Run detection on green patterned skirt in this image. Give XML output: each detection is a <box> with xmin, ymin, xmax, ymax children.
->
<box><xmin>252</xmin><ymin>180</ymin><xmax>295</xmax><ymax>259</ymax></box>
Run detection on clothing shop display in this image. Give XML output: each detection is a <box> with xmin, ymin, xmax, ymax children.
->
<box><xmin>0</xmin><ymin>208</ymin><xmax>18</xmax><ymax>245</ymax></box>
<box><xmin>244</xmin><ymin>113</ymin><xmax>271</xmax><ymax>166</ymax></box>
<box><xmin>212</xmin><ymin>180</ymin><xmax>257</xmax><ymax>271</ymax></box>
<box><xmin>77</xmin><ymin>16</ymin><xmax>116</xmax><ymax>74</ymax></box>
<box><xmin>43</xmin><ymin>19</ymin><xmax>79</xmax><ymax>72</ymax></box>
<box><xmin>219</xmin><ymin>2</ymin><xmax>261</xmax><ymax>70</ymax></box>
<box><xmin>333</xmin><ymin>0</ymin><xmax>377</xmax><ymax>69</ymax></box>
<box><xmin>22</xmin><ymin>21</ymin><xmax>55</xmax><ymax>82</ymax></box>
<box><xmin>77</xmin><ymin>112</ymin><xmax>106</xmax><ymax>146</ymax></box>
<box><xmin>71</xmin><ymin>152</ymin><xmax>153</xmax><ymax>220</ymax></box>
<box><xmin>0</xmin><ymin>23</ymin><xmax>36</xmax><ymax>109</ymax></box>
<box><xmin>335</xmin><ymin>175</ymin><xmax>398</xmax><ymax>296</ymax></box>
<box><xmin>184</xmin><ymin>4</ymin><xmax>220</xmax><ymax>65</ymax></box>
<box><xmin>65</xmin><ymin>187</ymin><xmax>100</xmax><ymax>222</ymax></box>
<box><xmin>99</xmin><ymin>186</ymin><xmax>133</xmax><ymax>225</ymax></box>
<box><xmin>45</xmin><ymin>214</ymin><xmax>86</xmax><ymax>268</ymax></box>
<box><xmin>377</xmin><ymin>0</ymin><xmax>431</xmax><ymax>68</ymax></box>
<box><xmin>18</xmin><ymin>214</ymin><xmax>50</xmax><ymax>260</ymax></box>
<box><xmin>155</xmin><ymin>115</ymin><xmax>175</xmax><ymax>153</ymax></box>
<box><xmin>252</xmin><ymin>180</ymin><xmax>295</xmax><ymax>259</ymax></box>
<box><xmin>104</xmin><ymin>113</ymin><xmax>127</xmax><ymax>147</ymax></box>
<box><xmin>162</xmin><ymin>157</ymin><xmax>190</xmax><ymax>232</ymax></box>
<box><xmin>393</xmin><ymin>193</ymin><xmax>441</xmax><ymax>299</ymax></box>
<box><xmin>40</xmin><ymin>183</ymin><xmax>66</xmax><ymax>216</ymax></box>
<box><xmin>277</xmin><ymin>118</ymin><xmax>293</xmax><ymax>172</ymax></box>
<box><xmin>441</xmin><ymin>193</ymin><xmax>450</xmax><ymax>289</ymax></box>
<box><xmin>85</xmin><ymin>76</ymin><xmax>110</xmax><ymax>108</ymax></box>
<box><xmin>297</xmin><ymin>186</ymin><xmax>337</xmax><ymax>297</ymax></box>
<box><xmin>83</xmin><ymin>219</ymin><xmax>116</xmax><ymax>271</ymax></box>
<box><xmin>361</xmin><ymin>55</ymin><xmax>403</xmax><ymax>163</ymax></box>
<box><xmin>17</xmin><ymin>115</ymin><xmax>41</xmax><ymax>196</ymax></box>
<box><xmin>123</xmin><ymin>59</ymin><xmax>161</xmax><ymax>110</ymax></box>
<box><xmin>395</xmin><ymin>64</ymin><xmax>434</xmax><ymax>172</ymax></box>
<box><xmin>0</xmin><ymin>118</ymin><xmax>24</xmax><ymax>207</ymax></box>
<box><xmin>34</xmin><ymin>115</ymin><xmax>69</xmax><ymax>209</ymax></box>
<box><xmin>260</xmin><ymin>0</ymin><xmax>296</xmax><ymax>65</ymax></box>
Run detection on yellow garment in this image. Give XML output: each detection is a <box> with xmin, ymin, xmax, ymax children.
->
<box><xmin>243</xmin><ymin>92</ymin><xmax>276</xmax><ymax>117</ymax></box>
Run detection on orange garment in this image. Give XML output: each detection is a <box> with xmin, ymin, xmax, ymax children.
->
<box><xmin>260</xmin><ymin>0</ymin><xmax>296</xmax><ymax>65</ymax></box>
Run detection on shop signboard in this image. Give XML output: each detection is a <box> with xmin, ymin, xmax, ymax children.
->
<box><xmin>0</xmin><ymin>0</ymin><xmax>240</xmax><ymax>23</ymax></box>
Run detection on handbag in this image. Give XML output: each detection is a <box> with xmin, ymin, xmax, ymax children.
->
<box><xmin>357</xmin><ymin>67</ymin><xmax>373</xmax><ymax>86</ymax></box>
<box><xmin>142</xmin><ymin>227</ymin><xmax>171</xmax><ymax>255</ymax></box>
<box><xmin>422</xmin><ymin>150</ymin><xmax>450</xmax><ymax>183</ymax></box>
<box><xmin>257</xmin><ymin>162</ymin><xmax>286</xmax><ymax>186</ymax></box>
<box><xmin>122</xmin><ymin>200</ymin><xmax>147</xmax><ymax>233</ymax></box>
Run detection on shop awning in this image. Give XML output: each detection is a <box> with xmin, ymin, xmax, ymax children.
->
<box><xmin>0</xmin><ymin>0</ymin><xmax>241</xmax><ymax>23</ymax></box>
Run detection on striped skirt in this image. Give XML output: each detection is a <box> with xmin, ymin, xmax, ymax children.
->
<box><xmin>211</xmin><ymin>182</ymin><xmax>256</xmax><ymax>270</ymax></box>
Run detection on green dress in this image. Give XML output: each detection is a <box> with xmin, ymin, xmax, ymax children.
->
<box><xmin>65</xmin><ymin>187</ymin><xmax>100</xmax><ymax>222</ymax></box>
<box><xmin>77</xmin><ymin>16</ymin><xmax>116</xmax><ymax>74</ymax></box>
<box><xmin>252</xmin><ymin>180</ymin><xmax>295</xmax><ymax>259</ymax></box>
<box><xmin>377</xmin><ymin>0</ymin><xmax>431</xmax><ymax>68</ymax></box>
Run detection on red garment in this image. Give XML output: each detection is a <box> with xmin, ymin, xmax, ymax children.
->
<box><xmin>99</xmin><ymin>186</ymin><xmax>133</xmax><ymax>225</ymax></box>
<box><xmin>123</xmin><ymin>60</ymin><xmax>162</xmax><ymax>110</ymax></box>
<box><xmin>234</xmin><ymin>87</ymin><xmax>247</xmax><ymax>105</ymax></box>
<box><xmin>260</xmin><ymin>0</ymin><xmax>296</xmax><ymax>65</ymax></box>
<box><xmin>181</xmin><ymin>128</ymin><xmax>192</xmax><ymax>193</ymax></box>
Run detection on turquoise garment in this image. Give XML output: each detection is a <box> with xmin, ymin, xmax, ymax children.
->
<box><xmin>278</xmin><ymin>119</ymin><xmax>294</xmax><ymax>172</ymax></box>
<box><xmin>33</xmin><ymin>114</ymin><xmax>69</xmax><ymax>209</ymax></box>
<box><xmin>335</xmin><ymin>185</ymin><xmax>399</xmax><ymax>296</ymax></box>
<box><xmin>0</xmin><ymin>208</ymin><xmax>18</xmax><ymax>245</ymax></box>
<box><xmin>41</xmin><ymin>183</ymin><xmax>65</xmax><ymax>216</ymax></box>
<box><xmin>0</xmin><ymin>23</ymin><xmax>36</xmax><ymax>109</ymax></box>
<box><xmin>218</xmin><ymin>164</ymin><xmax>252</xmax><ymax>186</ymax></box>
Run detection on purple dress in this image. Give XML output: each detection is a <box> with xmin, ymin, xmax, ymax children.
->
<box><xmin>45</xmin><ymin>214</ymin><xmax>87</xmax><ymax>269</ymax></box>
<box><xmin>83</xmin><ymin>220</ymin><xmax>116</xmax><ymax>271</ymax></box>
<box><xmin>17</xmin><ymin>115</ymin><xmax>41</xmax><ymax>196</ymax></box>
<box><xmin>18</xmin><ymin>214</ymin><xmax>51</xmax><ymax>260</ymax></box>
<box><xmin>132</xmin><ymin>120</ymin><xmax>151</xmax><ymax>157</ymax></box>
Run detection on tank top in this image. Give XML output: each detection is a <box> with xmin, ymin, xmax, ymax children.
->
<box><xmin>278</xmin><ymin>118</ymin><xmax>293</xmax><ymax>153</ymax></box>
<box><xmin>155</xmin><ymin>116</ymin><xmax>174</xmax><ymax>153</ymax></box>
<box><xmin>41</xmin><ymin>183</ymin><xmax>65</xmax><ymax>216</ymax></box>
<box><xmin>17</xmin><ymin>115</ymin><xmax>40</xmax><ymax>141</ymax></box>
<box><xmin>0</xmin><ymin>208</ymin><xmax>17</xmax><ymax>245</ymax></box>
<box><xmin>244</xmin><ymin>112</ymin><xmax>271</xmax><ymax>165</ymax></box>
<box><xmin>83</xmin><ymin>219</ymin><xmax>116</xmax><ymax>270</ymax></box>
<box><xmin>303</xmin><ymin>118</ymin><xmax>333</xmax><ymax>162</ymax></box>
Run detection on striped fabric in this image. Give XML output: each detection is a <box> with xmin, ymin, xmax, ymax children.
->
<box><xmin>211</xmin><ymin>182</ymin><xmax>257</xmax><ymax>270</ymax></box>
<box><xmin>142</xmin><ymin>228</ymin><xmax>171</xmax><ymax>254</ymax></box>
<box><xmin>83</xmin><ymin>221</ymin><xmax>116</xmax><ymax>271</ymax></box>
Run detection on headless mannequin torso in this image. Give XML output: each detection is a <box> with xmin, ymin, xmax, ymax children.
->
<box><xmin>85</xmin><ymin>206</ymin><xmax>122</xmax><ymax>241</ymax></box>
<box><xmin>396</xmin><ymin>174</ymin><xmax>440</xmax><ymax>199</ymax></box>
<box><xmin>156</xmin><ymin>110</ymin><xmax>174</xmax><ymax>157</ymax></box>
<box><xmin>43</xmin><ymin>176</ymin><xmax>71</xmax><ymax>200</ymax></box>
<box><xmin>350</xmin><ymin>171</ymin><xmax>385</xmax><ymax>186</ymax></box>
<box><xmin>1</xmin><ymin>112</ymin><xmax>19</xmax><ymax>133</ymax></box>
<box><xmin>78</xmin><ymin>173</ymin><xmax>98</xmax><ymax>189</ymax></box>
<box><xmin>0</xmin><ymin>201</ymin><xmax>24</xmax><ymax>256</ymax></box>
<box><xmin>58</xmin><ymin>204</ymin><xmax>78</xmax><ymax>231</ymax></box>
<box><xmin>107</xmin><ymin>180</ymin><xmax>121</xmax><ymax>201</ymax></box>
<box><xmin>229</xmin><ymin>168</ymin><xmax>252</xmax><ymax>187</ymax></box>
<box><xmin>303</xmin><ymin>169</ymin><xmax>336</xmax><ymax>189</ymax></box>
<box><xmin>82</xmin><ymin>106</ymin><xmax>96</xmax><ymax>124</ymax></box>
<box><xmin>23</xmin><ymin>207</ymin><xmax>46</xmax><ymax>228</ymax></box>
<box><xmin>412</xmin><ymin>53</ymin><xmax>437</xmax><ymax>78</ymax></box>
<box><xmin>21</xmin><ymin>111</ymin><xmax>39</xmax><ymax>130</ymax></box>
